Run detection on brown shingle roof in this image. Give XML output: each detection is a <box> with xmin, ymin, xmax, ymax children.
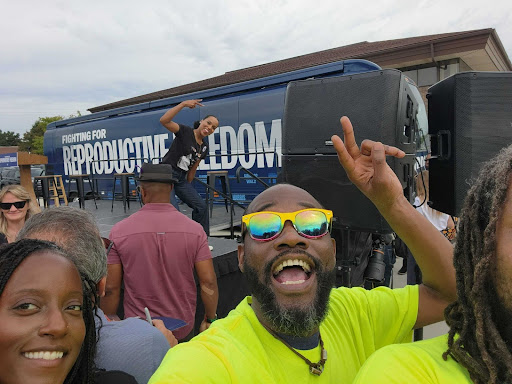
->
<box><xmin>89</xmin><ymin>28</ymin><xmax>507</xmax><ymax>113</ymax></box>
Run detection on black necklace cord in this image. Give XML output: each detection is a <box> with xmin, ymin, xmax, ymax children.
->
<box><xmin>261</xmin><ymin>323</ymin><xmax>327</xmax><ymax>376</ymax></box>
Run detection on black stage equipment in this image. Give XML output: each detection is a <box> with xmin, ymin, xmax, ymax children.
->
<box><xmin>282</xmin><ymin>69</ymin><xmax>422</xmax><ymax>234</ymax></box>
<box><xmin>428</xmin><ymin>71</ymin><xmax>512</xmax><ymax>216</ymax></box>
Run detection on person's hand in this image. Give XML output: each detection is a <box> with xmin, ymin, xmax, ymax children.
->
<box><xmin>152</xmin><ymin>319</ymin><xmax>179</xmax><ymax>347</ymax></box>
<box><xmin>331</xmin><ymin>116</ymin><xmax>406</xmax><ymax>211</ymax></box>
<box><xmin>199</xmin><ymin>319</ymin><xmax>211</xmax><ymax>333</ymax></box>
<box><xmin>181</xmin><ymin>99</ymin><xmax>204</xmax><ymax>109</ymax></box>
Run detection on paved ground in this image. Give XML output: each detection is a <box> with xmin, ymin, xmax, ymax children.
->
<box><xmin>62</xmin><ymin>196</ymin><xmax>244</xmax><ymax>238</ymax></box>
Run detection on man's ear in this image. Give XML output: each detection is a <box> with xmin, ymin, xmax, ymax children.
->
<box><xmin>237</xmin><ymin>244</ymin><xmax>245</xmax><ymax>273</ymax></box>
<box><xmin>97</xmin><ymin>276</ymin><xmax>107</xmax><ymax>298</ymax></box>
<box><xmin>331</xmin><ymin>237</ymin><xmax>336</xmax><ymax>265</ymax></box>
<box><xmin>141</xmin><ymin>186</ymin><xmax>150</xmax><ymax>204</ymax></box>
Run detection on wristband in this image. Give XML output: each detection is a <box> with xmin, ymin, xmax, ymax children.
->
<box><xmin>205</xmin><ymin>314</ymin><xmax>218</xmax><ymax>323</ymax></box>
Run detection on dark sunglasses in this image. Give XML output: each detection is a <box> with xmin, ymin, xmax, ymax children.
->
<box><xmin>242</xmin><ymin>208</ymin><xmax>333</xmax><ymax>241</ymax></box>
<box><xmin>0</xmin><ymin>201</ymin><xmax>28</xmax><ymax>210</ymax></box>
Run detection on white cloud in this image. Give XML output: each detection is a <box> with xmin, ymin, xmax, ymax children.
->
<box><xmin>1</xmin><ymin>0</ymin><xmax>510</xmax><ymax>134</ymax></box>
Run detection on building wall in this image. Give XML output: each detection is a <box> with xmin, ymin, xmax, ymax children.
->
<box><xmin>0</xmin><ymin>146</ymin><xmax>19</xmax><ymax>154</ymax></box>
<box><xmin>396</xmin><ymin>58</ymin><xmax>472</xmax><ymax>108</ymax></box>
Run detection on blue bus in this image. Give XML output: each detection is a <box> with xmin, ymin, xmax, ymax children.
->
<box><xmin>44</xmin><ymin>59</ymin><xmax>419</xmax><ymax>202</ymax></box>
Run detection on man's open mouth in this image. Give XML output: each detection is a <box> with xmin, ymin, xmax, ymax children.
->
<box><xmin>272</xmin><ymin>258</ymin><xmax>313</xmax><ymax>285</ymax></box>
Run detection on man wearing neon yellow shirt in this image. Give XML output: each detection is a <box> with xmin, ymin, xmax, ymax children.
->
<box><xmin>353</xmin><ymin>145</ymin><xmax>512</xmax><ymax>384</ymax></box>
<box><xmin>149</xmin><ymin>116</ymin><xmax>457</xmax><ymax>383</ymax></box>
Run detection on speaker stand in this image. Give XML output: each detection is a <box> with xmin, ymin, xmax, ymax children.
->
<box><xmin>334</xmin><ymin>228</ymin><xmax>353</xmax><ymax>288</ymax></box>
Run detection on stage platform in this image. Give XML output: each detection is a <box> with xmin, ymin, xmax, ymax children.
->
<box><xmin>67</xmin><ymin>197</ymin><xmax>244</xmax><ymax>239</ymax></box>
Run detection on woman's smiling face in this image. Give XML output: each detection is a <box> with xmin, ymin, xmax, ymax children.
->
<box><xmin>0</xmin><ymin>251</ymin><xmax>86</xmax><ymax>384</ymax></box>
<box><xmin>1</xmin><ymin>191</ymin><xmax>30</xmax><ymax>225</ymax></box>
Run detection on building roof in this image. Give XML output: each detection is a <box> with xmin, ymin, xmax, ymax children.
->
<box><xmin>89</xmin><ymin>28</ymin><xmax>511</xmax><ymax>113</ymax></box>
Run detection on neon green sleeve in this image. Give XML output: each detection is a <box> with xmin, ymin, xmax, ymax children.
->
<box><xmin>149</xmin><ymin>343</ymin><xmax>231</xmax><ymax>384</ymax></box>
<box><xmin>328</xmin><ymin>285</ymin><xmax>419</xmax><ymax>349</ymax></box>
<box><xmin>366</xmin><ymin>285</ymin><xmax>419</xmax><ymax>348</ymax></box>
<box><xmin>353</xmin><ymin>343</ymin><xmax>433</xmax><ymax>384</ymax></box>
<box><xmin>353</xmin><ymin>335</ymin><xmax>473</xmax><ymax>384</ymax></box>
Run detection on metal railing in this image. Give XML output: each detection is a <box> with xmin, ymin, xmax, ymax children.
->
<box><xmin>192</xmin><ymin>176</ymin><xmax>247</xmax><ymax>239</ymax></box>
<box><xmin>235</xmin><ymin>166</ymin><xmax>271</xmax><ymax>189</ymax></box>
<box><xmin>81</xmin><ymin>157</ymin><xmax>150</xmax><ymax>200</ymax></box>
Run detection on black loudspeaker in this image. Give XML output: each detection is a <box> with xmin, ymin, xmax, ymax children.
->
<box><xmin>282</xmin><ymin>69</ymin><xmax>423</xmax><ymax>233</ymax></box>
<box><xmin>428</xmin><ymin>72</ymin><xmax>512</xmax><ymax>216</ymax></box>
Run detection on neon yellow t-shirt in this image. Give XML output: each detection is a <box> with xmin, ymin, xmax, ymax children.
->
<box><xmin>149</xmin><ymin>285</ymin><xmax>418</xmax><ymax>383</ymax></box>
<box><xmin>353</xmin><ymin>334</ymin><xmax>472</xmax><ymax>383</ymax></box>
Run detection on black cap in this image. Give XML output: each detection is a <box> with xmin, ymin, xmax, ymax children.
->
<box><xmin>136</xmin><ymin>163</ymin><xmax>176</xmax><ymax>184</ymax></box>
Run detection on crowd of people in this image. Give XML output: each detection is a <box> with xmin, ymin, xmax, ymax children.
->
<box><xmin>0</xmin><ymin>113</ymin><xmax>510</xmax><ymax>383</ymax></box>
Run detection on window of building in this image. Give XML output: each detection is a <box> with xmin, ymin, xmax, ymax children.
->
<box><xmin>403</xmin><ymin>70</ymin><xmax>418</xmax><ymax>84</ymax></box>
<box><xmin>417</xmin><ymin>67</ymin><xmax>438</xmax><ymax>86</ymax></box>
<box><xmin>400</xmin><ymin>59</ymin><xmax>465</xmax><ymax>86</ymax></box>
<box><xmin>402</xmin><ymin>66</ymin><xmax>438</xmax><ymax>87</ymax></box>
<box><xmin>440</xmin><ymin>62</ymin><xmax>459</xmax><ymax>80</ymax></box>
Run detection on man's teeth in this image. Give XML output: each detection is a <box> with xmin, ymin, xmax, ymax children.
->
<box><xmin>281</xmin><ymin>279</ymin><xmax>306</xmax><ymax>285</ymax></box>
<box><xmin>23</xmin><ymin>351</ymin><xmax>64</xmax><ymax>360</ymax></box>
<box><xmin>273</xmin><ymin>259</ymin><xmax>311</xmax><ymax>274</ymax></box>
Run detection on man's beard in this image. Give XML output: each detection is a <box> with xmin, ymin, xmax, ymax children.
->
<box><xmin>243</xmin><ymin>251</ymin><xmax>335</xmax><ymax>337</ymax></box>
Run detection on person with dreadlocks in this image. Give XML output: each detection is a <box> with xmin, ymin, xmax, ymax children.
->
<box><xmin>353</xmin><ymin>144</ymin><xmax>512</xmax><ymax>384</ymax></box>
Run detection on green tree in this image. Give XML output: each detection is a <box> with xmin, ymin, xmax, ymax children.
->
<box><xmin>69</xmin><ymin>110</ymin><xmax>82</xmax><ymax>118</ymax></box>
<box><xmin>19</xmin><ymin>111</ymin><xmax>84</xmax><ymax>155</ymax></box>
<box><xmin>0</xmin><ymin>130</ymin><xmax>21</xmax><ymax>146</ymax></box>
<box><xmin>19</xmin><ymin>116</ymin><xmax>64</xmax><ymax>154</ymax></box>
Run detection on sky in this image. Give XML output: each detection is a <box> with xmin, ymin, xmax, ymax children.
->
<box><xmin>1</xmin><ymin>0</ymin><xmax>510</xmax><ymax>135</ymax></box>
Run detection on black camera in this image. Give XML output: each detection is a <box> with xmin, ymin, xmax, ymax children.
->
<box><xmin>364</xmin><ymin>234</ymin><xmax>394</xmax><ymax>288</ymax></box>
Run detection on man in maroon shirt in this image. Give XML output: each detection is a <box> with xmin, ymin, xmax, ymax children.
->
<box><xmin>101</xmin><ymin>163</ymin><xmax>219</xmax><ymax>341</ymax></box>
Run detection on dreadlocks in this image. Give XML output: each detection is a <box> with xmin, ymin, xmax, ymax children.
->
<box><xmin>0</xmin><ymin>239</ymin><xmax>98</xmax><ymax>384</ymax></box>
<box><xmin>443</xmin><ymin>145</ymin><xmax>512</xmax><ymax>384</ymax></box>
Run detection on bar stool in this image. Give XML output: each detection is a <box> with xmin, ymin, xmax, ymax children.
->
<box><xmin>67</xmin><ymin>174</ymin><xmax>98</xmax><ymax>209</ymax></box>
<box><xmin>34</xmin><ymin>175</ymin><xmax>68</xmax><ymax>208</ymax></box>
<box><xmin>206</xmin><ymin>171</ymin><xmax>232</xmax><ymax>218</ymax></box>
<box><xmin>111</xmin><ymin>173</ymin><xmax>138</xmax><ymax>212</ymax></box>
<box><xmin>34</xmin><ymin>176</ymin><xmax>51</xmax><ymax>208</ymax></box>
<box><xmin>51</xmin><ymin>175</ymin><xmax>68</xmax><ymax>206</ymax></box>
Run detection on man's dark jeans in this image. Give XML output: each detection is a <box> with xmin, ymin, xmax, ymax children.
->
<box><xmin>171</xmin><ymin>168</ymin><xmax>209</xmax><ymax>236</ymax></box>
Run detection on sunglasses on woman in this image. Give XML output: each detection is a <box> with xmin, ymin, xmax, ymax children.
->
<box><xmin>242</xmin><ymin>208</ymin><xmax>333</xmax><ymax>241</ymax></box>
<box><xmin>0</xmin><ymin>201</ymin><xmax>28</xmax><ymax>210</ymax></box>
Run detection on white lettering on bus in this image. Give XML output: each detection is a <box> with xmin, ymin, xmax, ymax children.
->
<box><xmin>218</xmin><ymin>126</ymin><xmax>238</xmax><ymax>170</ymax></box>
<box><xmin>63</xmin><ymin>134</ymin><xmax>169</xmax><ymax>175</ymax></box>
<box><xmin>61</xmin><ymin>120</ymin><xmax>281</xmax><ymax>175</ymax></box>
<box><xmin>62</xmin><ymin>129</ymin><xmax>107</xmax><ymax>144</ymax></box>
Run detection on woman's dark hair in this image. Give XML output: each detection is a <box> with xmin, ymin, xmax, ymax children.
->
<box><xmin>0</xmin><ymin>239</ymin><xmax>98</xmax><ymax>384</ymax></box>
<box><xmin>193</xmin><ymin>115</ymin><xmax>218</xmax><ymax>129</ymax></box>
<box><xmin>443</xmin><ymin>145</ymin><xmax>512</xmax><ymax>383</ymax></box>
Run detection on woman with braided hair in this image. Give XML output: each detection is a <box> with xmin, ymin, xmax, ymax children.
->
<box><xmin>353</xmin><ymin>144</ymin><xmax>512</xmax><ymax>383</ymax></box>
<box><xmin>0</xmin><ymin>238</ymin><xmax>97</xmax><ymax>384</ymax></box>
<box><xmin>0</xmin><ymin>239</ymin><xmax>137</xmax><ymax>384</ymax></box>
